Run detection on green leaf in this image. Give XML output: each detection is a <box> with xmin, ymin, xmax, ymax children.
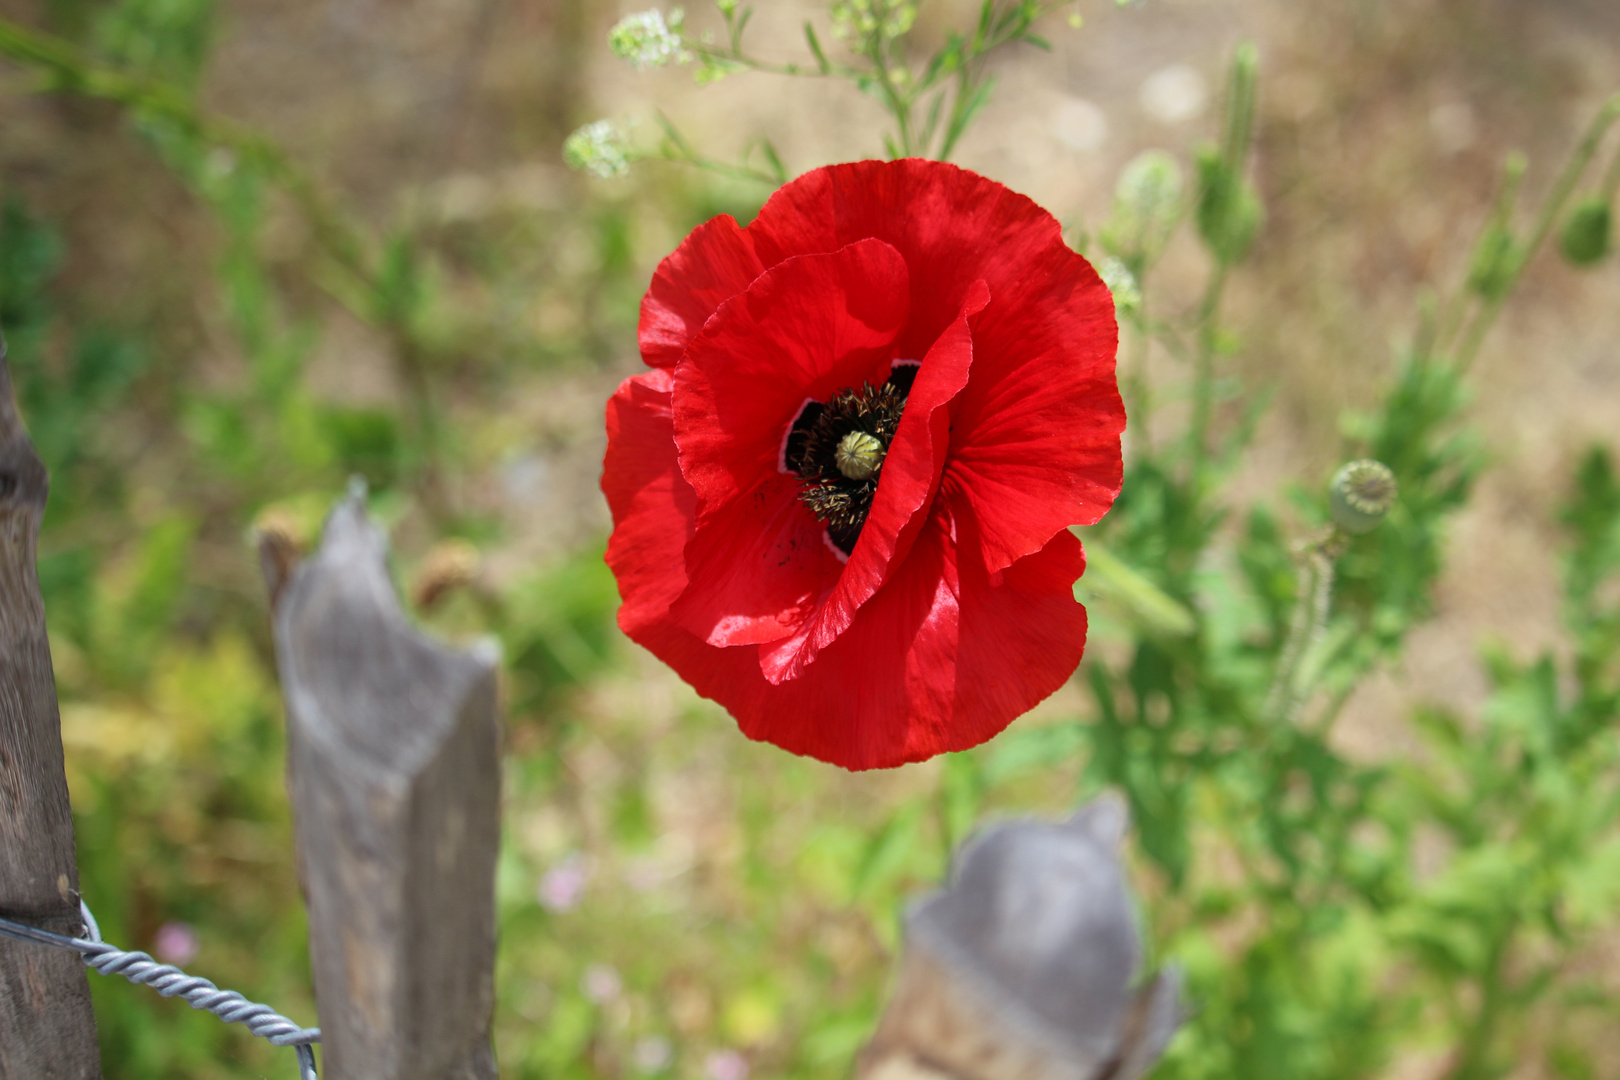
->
<box><xmin>804</xmin><ymin>20</ymin><xmax>830</xmax><ymax>73</ymax></box>
<box><xmin>1078</xmin><ymin>540</ymin><xmax>1198</xmax><ymax>638</ymax></box>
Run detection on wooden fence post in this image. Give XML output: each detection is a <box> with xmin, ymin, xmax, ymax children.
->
<box><xmin>0</xmin><ymin>342</ymin><xmax>104</xmax><ymax>1077</ymax></box>
<box><xmin>264</xmin><ymin>488</ymin><xmax>501</xmax><ymax>1080</ymax></box>
<box><xmin>855</xmin><ymin>797</ymin><xmax>1181</xmax><ymax>1080</ymax></box>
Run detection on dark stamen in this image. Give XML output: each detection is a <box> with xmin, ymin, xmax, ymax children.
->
<box><xmin>790</xmin><ymin>378</ymin><xmax>909</xmax><ymax>556</ymax></box>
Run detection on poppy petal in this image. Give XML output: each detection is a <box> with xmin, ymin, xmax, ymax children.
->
<box><xmin>638</xmin><ymin>214</ymin><xmax>766</xmax><ymax>368</ymax></box>
<box><xmin>748</xmin><ymin>160</ymin><xmax>1079</xmax><ymax>364</ymax></box>
<box><xmin>665</xmin><ymin>240</ymin><xmax>910</xmax><ymax>646</ymax></box>
<box><xmin>745</xmin><ymin>161</ymin><xmax>1122</xmax><ymax>574</ymax></box>
<box><xmin>668</xmin><ymin>473</ymin><xmax>837</xmax><ymax>646</ymax></box>
<box><xmin>947</xmin><ymin>500</ymin><xmax>1090</xmax><ymax>725</ymax></box>
<box><xmin>944</xmin><ymin>248</ymin><xmax>1123</xmax><ymax>575</ymax></box>
<box><xmin>758</xmin><ymin>280</ymin><xmax>990</xmax><ymax>685</ymax></box>
<box><xmin>672</xmin><ymin>237</ymin><xmax>910</xmax><ymax>521</ymax></box>
<box><xmin>601</xmin><ymin>368</ymin><xmax>695</xmax><ymax>635</ymax></box>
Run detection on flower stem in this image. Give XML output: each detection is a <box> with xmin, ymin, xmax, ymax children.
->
<box><xmin>1122</xmin><ymin>300</ymin><xmax>1154</xmax><ymax>462</ymax></box>
<box><xmin>1188</xmin><ymin>260</ymin><xmax>1229</xmax><ymax>482</ymax></box>
<box><xmin>1263</xmin><ymin>530</ymin><xmax>1343</xmax><ymax>726</ymax></box>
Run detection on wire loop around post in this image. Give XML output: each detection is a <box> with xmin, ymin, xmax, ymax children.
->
<box><xmin>0</xmin><ymin>902</ymin><xmax>319</xmax><ymax>1078</ymax></box>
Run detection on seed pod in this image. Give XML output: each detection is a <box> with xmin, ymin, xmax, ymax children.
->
<box><xmin>835</xmin><ymin>430</ymin><xmax>885</xmax><ymax>480</ymax></box>
<box><xmin>1329</xmin><ymin>459</ymin><xmax>1398</xmax><ymax>534</ymax></box>
<box><xmin>1560</xmin><ymin>197</ymin><xmax>1612</xmax><ymax>266</ymax></box>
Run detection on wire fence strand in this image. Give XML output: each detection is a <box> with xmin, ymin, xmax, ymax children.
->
<box><xmin>0</xmin><ymin>901</ymin><xmax>320</xmax><ymax>1080</ymax></box>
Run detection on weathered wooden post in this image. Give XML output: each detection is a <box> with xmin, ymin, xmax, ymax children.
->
<box><xmin>263</xmin><ymin>488</ymin><xmax>501</xmax><ymax>1080</ymax></box>
<box><xmin>0</xmin><ymin>340</ymin><xmax>104</xmax><ymax>1077</ymax></box>
<box><xmin>856</xmin><ymin>797</ymin><xmax>1182</xmax><ymax>1080</ymax></box>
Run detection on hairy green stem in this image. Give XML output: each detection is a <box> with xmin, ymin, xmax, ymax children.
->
<box><xmin>1188</xmin><ymin>260</ymin><xmax>1229</xmax><ymax>480</ymax></box>
<box><xmin>1264</xmin><ymin>533</ymin><xmax>1341</xmax><ymax>725</ymax></box>
<box><xmin>1124</xmin><ymin>305</ymin><xmax>1153</xmax><ymax>462</ymax></box>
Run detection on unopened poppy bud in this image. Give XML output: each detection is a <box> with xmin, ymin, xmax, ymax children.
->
<box><xmin>835</xmin><ymin>430</ymin><xmax>885</xmax><ymax>480</ymax></box>
<box><xmin>1467</xmin><ymin>152</ymin><xmax>1526</xmax><ymax>300</ymax></box>
<box><xmin>859</xmin><ymin>796</ymin><xmax>1182</xmax><ymax>1080</ymax></box>
<box><xmin>1329</xmin><ymin>459</ymin><xmax>1398</xmax><ymax>534</ymax></box>
<box><xmin>1560</xmin><ymin>197</ymin><xmax>1612</xmax><ymax>266</ymax></box>
<box><xmin>1195</xmin><ymin>150</ymin><xmax>1262</xmax><ymax>265</ymax></box>
<box><xmin>1101</xmin><ymin>150</ymin><xmax>1183</xmax><ymax>265</ymax></box>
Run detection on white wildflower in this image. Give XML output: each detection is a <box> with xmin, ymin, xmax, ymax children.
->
<box><xmin>1097</xmin><ymin>256</ymin><xmax>1142</xmax><ymax>315</ymax></box>
<box><xmin>608</xmin><ymin>9</ymin><xmax>692</xmax><ymax>69</ymax></box>
<box><xmin>563</xmin><ymin>121</ymin><xmax>631</xmax><ymax>179</ymax></box>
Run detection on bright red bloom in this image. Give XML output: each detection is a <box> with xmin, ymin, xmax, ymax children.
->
<box><xmin>602</xmin><ymin>160</ymin><xmax>1124</xmax><ymax>770</ymax></box>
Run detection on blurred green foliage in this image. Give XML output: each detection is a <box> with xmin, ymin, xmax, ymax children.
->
<box><xmin>2</xmin><ymin>2</ymin><xmax>1620</xmax><ymax>1079</ymax></box>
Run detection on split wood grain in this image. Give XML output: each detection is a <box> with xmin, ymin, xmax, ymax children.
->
<box><xmin>0</xmin><ymin>340</ymin><xmax>104</xmax><ymax>1078</ymax></box>
<box><xmin>264</xmin><ymin>490</ymin><xmax>501</xmax><ymax>1080</ymax></box>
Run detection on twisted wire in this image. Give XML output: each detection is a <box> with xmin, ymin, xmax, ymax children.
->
<box><xmin>0</xmin><ymin>902</ymin><xmax>319</xmax><ymax>1079</ymax></box>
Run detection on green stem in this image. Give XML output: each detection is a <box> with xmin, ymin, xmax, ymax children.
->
<box><xmin>866</xmin><ymin>38</ymin><xmax>913</xmax><ymax>156</ymax></box>
<box><xmin>1263</xmin><ymin>532</ymin><xmax>1341</xmax><ymax>725</ymax></box>
<box><xmin>1601</xmin><ymin>127</ymin><xmax>1620</xmax><ymax>199</ymax></box>
<box><xmin>1448</xmin><ymin>923</ymin><xmax>1515</xmax><ymax>1080</ymax></box>
<box><xmin>1188</xmin><ymin>260</ymin><xmax>1229</xmax><ymax>480</ymax></box>
<box><xmin>687</xmin><ymin>41</ymin><xmax>849</xmax><ymax>80</ymax></box>
<box><xmin>1125</xmin><ymin>305</ymin><xmax>1152</xmax><ymax>462</ymax></box>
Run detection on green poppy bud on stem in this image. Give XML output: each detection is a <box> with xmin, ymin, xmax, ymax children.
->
<box><xmin>1560</xmin><ymin>196</ymin><xmax>1612</xmax><ymax>266</ymax></box>
<box><xmin>1101</xmin><ymin>150</ymin><xmax>1183</xmax><ymax>268</ymax></box>
<box><xmin>1195</xmin><ymin>44</ymin><xmax>1262</xmax><ymax>265</ymax></box>
<box><xmin>1467</xmin><ymin>152</ymin><xmax>1526</xmax><ymax>300</ymax></box>
<box><xmin>1329</xmin><ymin>459</ymin><xmax>1398</xmax><ymax>534</ymax></box>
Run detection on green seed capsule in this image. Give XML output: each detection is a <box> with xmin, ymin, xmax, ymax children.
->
<box><xmin>834</xmin><ymin>431</ymin><xmax>885</xmax><ymax>481</ymax></box>
<box><xmin>1329</xmin><ymin>460</ymin><xmax>1398</xmax><ymax>534</ymax></box>
<box><xmin>1560</xmin><ymin>197</ymin><xmax>1612</xmax><ymax>266</ymax></box>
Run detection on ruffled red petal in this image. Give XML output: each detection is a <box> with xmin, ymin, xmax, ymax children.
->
<box><xmin>758</xmin><ymin>279</ymin><xmax>989</xmax><ymax>685</ymax></box>
<box><xmin>638</xmin><ymin>214</ymin><xmax>766</xmax><ymax>368</ymax></box>
<box><xmin>666</xmin><ymin>239</ymin><xmax>910</xmax><ymax>646</ymax></box>
<box><xmin>944</xmin><ymin>249</ymin><xmax>1123</xmax><ymax>572</ymax></box>
<box><xmin>602</xmin><ymin>368</ymin><xmax>694</xmax><ymax>634</ymax></box>
<box><xmin>743</xmin><ymin>159</ymin><xmax>1124</xmax><ymax>573</ymax></box>
<box><xmin>746</xmin><ymin>160</ymin><xmax>1077</xmax><ymax>362</ymax></box>
<box><xmin>945</xmin><ymin>495</ymin><xmax>1090</xmax><ymax>726</ymax></box>
<box><xmin>671</xmin><ymin>238</ymin><xmax>910</xmax><ymax>520</ymax></box>
<box><xmin>668</xmin><ymin>475</ymin><xmax>835</xmax><ymax>646</ymax></box>
<box><xmin>625</xmin><ymin>505</ymin><xmax>1088</xmax><ymax>771</ymax></box>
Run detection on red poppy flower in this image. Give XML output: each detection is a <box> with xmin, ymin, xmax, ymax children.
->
<box><xmin>602</xmin><ymin>159</ymin><xmax>1124</xmax><ymax>770</ymax></box>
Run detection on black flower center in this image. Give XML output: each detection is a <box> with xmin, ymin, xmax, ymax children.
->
<box><xmin>785</xmin><ymin>362</ymin><xmax>918</xmax><ymax>557</ymax></box>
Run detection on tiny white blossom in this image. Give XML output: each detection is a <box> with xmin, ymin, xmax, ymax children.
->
<box><xmin>563</xmin><ymin>121</ymin><xmax>631</xmax><ymax>180</ymax></box>
<box><xmin>608</xmin><ymin>9</ymin><xmax>692</xmax><ymax>70</ymax></box>
<box><xmin>1097</xmin><ymin>256</ymin><xmax>1142</xmax><ymax>315</ymax></box>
